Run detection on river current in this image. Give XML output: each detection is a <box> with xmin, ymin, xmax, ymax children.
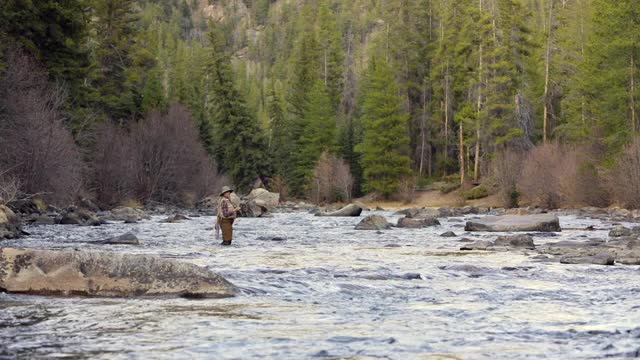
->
<box><xmin>1</xmin><ymin>210</ymin><xmax>639</xmax><ymax>359</ymax></box>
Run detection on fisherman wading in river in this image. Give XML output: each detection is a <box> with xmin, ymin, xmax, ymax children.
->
<box><xmin>216</xmin><ymin>186</ymin><xmax>241</xmax><ymax>245</ymax></box>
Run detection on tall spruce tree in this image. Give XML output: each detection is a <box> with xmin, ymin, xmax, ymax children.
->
<box><xmin>582</xmin><ymin>0</ymin><xmax>639</xmax><ymax>152</ymax></box>
<box><xmin>356</xmin><ymin>57</ymin><xmax>412</xmax><ymax>197</ymax></box>
<box><xmin>205</xmin><ymin>24</ymin><xmax>270</xmax><ymax>192</ymax></box>
<box><xmin>290</xmin><ymin>79</ymin><xmax>337</xmax><ymax>196</ymax></box>
<box><xmin>91</xmin><ymin>0</ymin><xmax>139</xmax><ymax>122</ymax></box>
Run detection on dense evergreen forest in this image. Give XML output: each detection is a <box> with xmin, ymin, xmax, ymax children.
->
<box><xmin>0</xmin><ymin>0</ymin><xmax>639</xmax><ymax>209</ymax></box>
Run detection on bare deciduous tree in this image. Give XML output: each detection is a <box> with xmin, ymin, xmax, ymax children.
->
<box><xmin>310</xmin><ymin>151</ymin><xmax>353</xmax><ymax>204</ymax></box>
<box><xmin>0</xmin><ymin>50</ymin><xmax>83</xmax><ymax>205</ymax></box>
<box><xmin>91</xmin><ymin>103</ymin><xmax>224</xmax><ymax>207</ymax></box>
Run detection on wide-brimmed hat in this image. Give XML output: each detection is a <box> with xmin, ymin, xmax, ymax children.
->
<box><xmin>219</xmin><ymin>186</ymin><xmax>233</xmax><ymax>196</ymax></box>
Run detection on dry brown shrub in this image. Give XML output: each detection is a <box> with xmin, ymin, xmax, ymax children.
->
<box><xmin>91</xmin><ymin>103</ymin><xmax>224</xmax><ymax>207</ymax></box>
<box><xmin>0</xmin><ymin>174</ymin><xmax>21</xmax><ymax>204</ymax></box>
<box><xmin>570</xmin><ymin>145</ymin><xmax>609</xmax><ymax>208</ymax></box>
<box><xmin>518</xmin><ymin>144</ymin><xmax>569</xmax><ymax>208</ymax></box>
<box><xmin>91</xmin><ymin>122</ymin><xmax>138</xmax><ymax>207</ymax></box>
<box><xmin>492</xmin><ymin>149</ymin><xmax>525</xmax><ymax>208</ymax></box>
<box><xmin>310</xmin><ymin>151</ymin><xmax>353</xmax><ymax>204</ymax></box>
<box><xmin>0</xmin><ymin>51</ymin><xmax>83</xmax><ymax>205</ymax></box>
<box><xmin>517</xmin><ymin>143</ymin><xmax>609</xmax><ymax>208</ymax></box>
<box><xmin>395</xmin><ymin>176</ymin><xmax>416</xmax><ymax>204</ymax></box>
<box><xmin>609</xmin><ymin>138</ymin><xmax>640</xmax><ymax>208</ymax></box>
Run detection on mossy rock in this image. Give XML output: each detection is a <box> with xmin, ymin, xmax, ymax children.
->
<box><xmin>462</xmin><ymin>185</ymin><xmax>489</xmax><ymax>200</ymax></box>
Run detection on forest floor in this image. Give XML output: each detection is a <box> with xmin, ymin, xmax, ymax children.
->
<box><xmin>359</xmin><ymin>190</ymin><xmax>503</xmax><ymax>210</ymax></box>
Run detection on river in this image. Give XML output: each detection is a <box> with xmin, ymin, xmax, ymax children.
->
<box><xmin>1</xmin><ymin>211</ymin><xmax>639</xmax><ymax>359</ymax></box>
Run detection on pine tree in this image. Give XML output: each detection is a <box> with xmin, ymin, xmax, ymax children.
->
<box><xmin>356</xmin><ymin>57</ymin><xmax>412</xmax><ymax>197</ymax></box>
<box><xmin>141</xmin><ymin>66</ymin><xmax>166</xmax><ymax>113</ymax></box>
<box><xmin>267</xmin><ymin>85</ymin><xmax>288</xmax><ymax>177</ymax></box>
<box><xmin>317</xmin><ymin>0</ymin><xmax>344</xmax><ymax>110</ymax></box>
<box><xmin>0</xmin><ymin>0</ymin><xmax>91</xmax><ymax>86</ymax></box>
<box><xmin>91</xmin><ymin>0</ymin><xmax>140</xmax><ymax>122</ymax></box>
<box><xmin>582</xmin><ymin>0</ymin><xmax>639</xmax><ymax>152</ymax></box>
<box><xmin>205</xmin><ymin>24</ymin><xmax>270</xmax><ymax>192</ymax></box>
<box><xmin>290</xmin><ymin>80</ymin><xmax>337</xmax><ymax>196</ymax></box>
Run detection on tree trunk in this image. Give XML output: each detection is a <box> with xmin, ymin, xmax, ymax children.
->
<box><xmin>444</xmin><ymin>62</ymin><xmax>450</xmax><ymax>173</ymax></box>
<box><xmin>459</xmin><ymin>123</ymin><xmax>465</xmax><ymax>185</ymax></box>
<box><xmin>474</xmin><ymin>0</ymin><xmax>483</xmax><ymax>183</ymax></box>
<box><xmin>543</xmin><ymin>0</ymin><xmax>554</xmax><ymax>144</ymax></box>
<box><xmin>419</xmin><ymin>85</ymin><xmax>427</xmax><ymax>175</ymax></box>
<box><xmin>632</xmin><ymin>52</ymin><xmax>637</xmax><ymax>133</ymax></box>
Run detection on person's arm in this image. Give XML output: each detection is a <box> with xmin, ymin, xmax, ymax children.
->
<box><xmin>221</xmin><ymin>198</ymin><xmax>236</xmax><ymax>218</ymax></box>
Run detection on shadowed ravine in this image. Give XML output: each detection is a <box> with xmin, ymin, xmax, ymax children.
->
<box><xmin>1</xmin><ymin>211</ymin><xmax>640</xmax><ymax>359</ymax></box>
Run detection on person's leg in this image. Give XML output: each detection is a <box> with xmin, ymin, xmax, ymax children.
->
<box><xmin>221</xmin><ymin>218</ymin><xmax>233</xmax><ymax>245</ymax></box>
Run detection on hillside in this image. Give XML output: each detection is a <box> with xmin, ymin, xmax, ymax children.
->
<box><xmin>1</xmin><ymin>0</ymin><xmax>639</xmax><ymax>209</ymax></box>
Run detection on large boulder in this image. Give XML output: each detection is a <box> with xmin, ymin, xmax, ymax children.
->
<box><xmin>464</xmin><ymin>214</ymin><xmax>561</xmax><ymax>232</ymax></box>
<box><xmin>0</xmin><ymin>247</ymin><xmax>238</xmax><ymax>298</ymax></box>
<box><xmin>245</xmin><ymin>188</ymin><xmax>280</xmax><ymax>208</ymax></box>
<box><xmin>58</xmin><ymin>208</ymin><xmax>101</xmax><ymax>226</ymax></box>
<box><xmin>315</xmin><ymin>204</ymin><xmax>362</xmax><ymax>217</ymax></box>
<box><xmin>355</xmin><ymin>215</ymin><xmax>391</xmax><ymax>230</ymax></box>
<box><xmin>240</xmin><ymin>199</ymin><xmax>270</xmax><ymax>217</ymax></box>
<box><xmin>396</xmin><ymin>217</ymin><xmax>440</xmax><ymax>228</ymax></box>
<box><xmin>0</xmin><ymin>205</ymin><xmax>22</xmax><ymax>239</ymax></box>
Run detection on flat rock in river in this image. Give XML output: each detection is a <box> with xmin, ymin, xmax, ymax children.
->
<box><xmin>315</xmin><ymin>204</ymin><xmax>362</xmax><ymax>217</ymax></box>
<box><xmin>0</xmin><ymin>247</ymin><xmax>238</xmax><ymax>298</ymax></box>
<box><xmin>464</xmin><ymin>214</ymin><xmax>561</xmax><ymax>232</ymax></box>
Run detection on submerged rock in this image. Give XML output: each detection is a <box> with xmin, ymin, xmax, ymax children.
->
<box><xmin>440</xmin><ymin>231</ymin><xmax>457</xmax><ymax>237</ymax></box>
<box><xmin>355</xmin><ymin>215</ymin><xmax>391</xmax><ymax>230</ymax></box>
<box><xmin>315</xmin><ymin>204</ymin><xmax>362</xmax><ymax>217</ymax></box>
<box><xmin>609</xmin><ymin>226</ymin><xmax>633</xmax><ymax>237</ymax></box>
<box><xmin>560</xmin><ymin>254</ymin><xmax>615</xmax><ymax>266</ymax></box>
<box><xmin>95</xmin><ymin>232</ymin><xmax>140</xmax><ymax>245</ymax></box>
<box><xmin>396</xmin><ymin>217</ymin><xmax>440</xmax><ymax>228</ymax></box>
<box><xmin>460</xmin><ymin>240</ymin><xmax>493</xmax><ymax>251</ymax></box>
<box><xmin>163</xmin><ymin>214</ymin><xmax>190</xmax><ymax>223</ymax></box>
<box><xmin>494</xmin><ymin>235</ymin><xmax>535</xmax><ymax>249</ymax></box>
<box><xmin>0</xmin><ymin>247</ymin><xmax>238</xmax><ymax>298</ymax></box>
<box><xmin>464</xmin><ymin>214</ymin><xmax>561</xmax><ymax>232</ymax></box>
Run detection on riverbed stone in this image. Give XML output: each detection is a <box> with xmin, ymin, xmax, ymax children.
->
<box><xmin>96</xmin><ymin>232</ymin><xmax>140</xmax><ymax>245</ymax></box>
<box><xmin>163</xmin><ymin>214</ymin><xmax>190</xmax><ymax>223</ymax></box>
<box><xmin>464</xmin><ymin>214</ymin><xmax>561</xmax><ymax>232</ymax></box>
<box><xmin>355</xmin><ymin>215</ymin><xmax>391</xmax><ymax>230</ymax></box>
<box><xmin>108</xmin><ymin>207</ymin><xmax>150</xmax><ymax>222</ymax></box>
<box><xmin>33</xmin><ymin>215</ymin><xmax>56</xmax><ymax>225</ymax></box>
<box><xmin>609</xmin><ymin>226</ymin><xmax>633</xmax><ymax>237</ymax></box>
<box><xmin>560</xmin><ymin>254</ymin><xmax>615</xmax><ymax>266</ymax></box>
<box><xmin>0</xmin><ymin>247</ymin><xmax>238</xmax><ymax>298</ymax></box>
<box><xmin>460</xmin><ymin>240</ymin><xmax>493</xmax><ymax>251</ymax></box>
<box><xmin>316</xmin><ymin>204</ymin><xmax>362</xmax><ymax>217</ymax></box>
<box><xmin>494</xmin><ymin>235</ymin><xmax>535</xmax><ymax>249</ymax></box>
<box><xmin>397</xmin><ymin>217</ymin><xmax>440</xmax><ymax>228</ymax></box>
<box><xmin>440</xmin><ymin>231</ymin><xmax>457</xmax><ymax>237</ymax></box>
